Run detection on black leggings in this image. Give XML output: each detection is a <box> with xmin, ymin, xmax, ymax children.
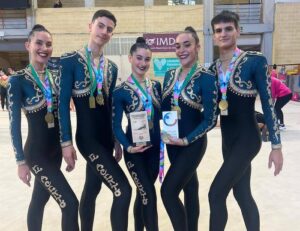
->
<box><xmin>274</xmin><ymin>93</ymin><xmax>292</xmax><ymax>125</ymax></box>
<box><xmin>79</xmin><ymin>164</ymin><xmax>102</xmax><ymax>231</ymax></box>
<box><xmin>161</xmin><ymin>137</ymin><xmax>207</xmax><ymax>231</ymax></box>
<box><xmin>25</xmin><ymin>150</ymin><xmax>79</xmax><ymax>231</ymax></box>
<box><xmin>78</xmin><ymin>144</ymin><xmax>132</xmax><ymax>231</ymax></box>
<box><xmin>209</xmin><ymin>115</ymin><xmax>261</xmax><ymax>231</ymax></box>
<box><xmin>124</xmin><ymin>145</ymin><xmax>160</xmax><ymax>231</ymax></box>
<box><xmin>0</xmin><ymin>86</ymin><xmax>7</xmax><ymax>110</ymax></box>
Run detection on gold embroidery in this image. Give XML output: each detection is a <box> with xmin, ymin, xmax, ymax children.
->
<box><xmin>124</xmin><ymin>82</ymin><xmax>143</xmax><ymax>112</ymax></box>
<box><xmin>73</xmin><ymin>49</ymin><xmax>91</xmax><ymax>96</ymax></box>
<box><xmin>190</xmin><ymin>80</ymin><xmax>218</xmax><ymax>143</ymax></box>
<box><xmin>151</xmin><ymin>81</ymin><xmax>161</xmax><ymax>110</ymax></box>
<box><xmin>162</xmin><ymin>69</ymin><xmax>178</xmax><ymax>101</ymax></box>
<box><xmin>226</xmin><ymin>52</ymin><xmax>257</xmax><ymax>97</ymax></box>
<box><xmin>23</xmin><ymin>67</ymin><xmax>60</xmax><ymax>113</ymax></box>
<box><xmin>74</xmin><ymin>48</ymin><xmax>115</xmax><ymax>100</ymax></box>
<box><xmin>181</xmin><ymin>72</ymin><xmax>202</xmax><ymax>111</ymax></box>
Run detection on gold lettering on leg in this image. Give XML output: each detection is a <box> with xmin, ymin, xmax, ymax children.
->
<box><xmin>88</xmin><ymin>153</ymin><xmax>99</xmax><ymax>162</ymax></box>
<box><xmin>32</xmin><ymin>165</ymin><xmax>43</xmax><ymax>174</ymax></box>
<box><xmin>96</xmin><ymin>164</ymin><xmax>122</xmax><ymax>197</ymax></box>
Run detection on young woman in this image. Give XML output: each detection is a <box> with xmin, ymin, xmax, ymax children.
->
<box><xmin>209</xmin><ymin>10</ymin><xmax>283</xmax><ymax>231</ymax></box>
<box><xmin>271</xmin><ymin>76</ymin><xmax>292</xmax><ymax>130</ymax></box>
<box><xmin>7</xmin><ymin>25</ymin><xmax>79</xmax><ymax>231</ymax></box>
<box><xmin>112</xmin><ymin>37</ymin><xmax>161</xmax><ymax>231</ymax></box>
<box><xmin>160</xmin><ymin>27</ymin><xmax>218</xmax><ymax>231</ymax></box>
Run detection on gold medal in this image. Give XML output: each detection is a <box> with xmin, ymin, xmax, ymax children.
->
<box><xmin>219</xmin><ymin>100</ymin><xmax>228</xmax><ymax>111</ymax></box>
<box><xmin>45</xmin><ymin>112</ymin><xmax>54</xmax><ymax>124</ymax></box>
<box><xmin>148</xmin><ymin>120</ymin><xmax>153</xmax><ymax>129</ymax></box>
<box><xmin>172</xmin><ymin>106</ymin><xmax>181</xmax><ymax>119</ymax></box>
<box><xmin>96</xmin><ymin>94</ymin><xmax>105</xmax><ymax>105</ymax></box>
<box><xmin>89</xmin><ymin>96</ymin><xmax>96</xmax><ymax>108</ymax></box>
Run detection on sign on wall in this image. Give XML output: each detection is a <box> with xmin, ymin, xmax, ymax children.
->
<box><xmin>143</xmin><ymin>33</ymin><xmax>178</xmax><ymax>52</ymax></box>
<box><xmin>153</xmin><ymin>58</ymin><xmax>180</xmax><ymax>77</ymax></box>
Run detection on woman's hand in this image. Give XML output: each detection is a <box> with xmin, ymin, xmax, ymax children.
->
<box><xmin>18</xmin><ymin>164</ymin><xmax>31</xmax><ymax>187</ymax></box>
<box><xmin>165</xmin><ymin>136</ymin><xmax>187</xmax><ymax>146</ymax></box>
<box><xmin>127</xmin><ymin>145</ymin><xmax>152</xmax><ymax>154</ymax></box>
<box><xmin>114</xmin><ymin>141</ymin><xmax>123</xmax><ymax>162</ymax></box>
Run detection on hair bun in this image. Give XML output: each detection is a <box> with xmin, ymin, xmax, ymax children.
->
<box><xmin>184</xmin><ymin>26</ymin><xmax>196</xmax><ymax>34</ymax></box>
<box><xmin>136</xmin><ymin>37</ymin><xmax>146</xmax><ymax>44</ymax></box>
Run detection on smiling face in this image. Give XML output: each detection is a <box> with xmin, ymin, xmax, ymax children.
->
<box><xmin>25</xmin><ymin>31</ymin><xmax>52</xmax><ymax>68</ymax></box>
<box><xmin>89</xmin><ymin>16</ymin><xmax>115</xmax><ymax>48</ymax></box>
<box><xmin>213</xmin><ymin>21</ymin><xmax>240</xmax><ymax>51</ymax></box>
<box><xmin>129</xmin><ymin>47</ymin><xmax>152</xmax><ymax>79</ymax></box>
<box><xmin>175</xmin><ymin>33</ymin><xmax>200</xmax><ymax>68</ymax></box>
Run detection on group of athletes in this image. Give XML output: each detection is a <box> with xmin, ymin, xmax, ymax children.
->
<box><xmin>7</xmin><ymin>9</ymin><xmax>283</xmax><ymax>231</ymax></box>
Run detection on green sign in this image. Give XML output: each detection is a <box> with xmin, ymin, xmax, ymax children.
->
<box><xmin>153</xmin><ymin>58</ymin><xmax>180</xmax><ymax>77</ymax></box>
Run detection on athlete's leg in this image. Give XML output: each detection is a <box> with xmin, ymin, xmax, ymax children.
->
<box><xmin>209</xmin><ymin>145</ymin><xmax>259</xmax><ymax>231</ymax></box>
<box><xmin>184</xmin><ymin>172</ymin><xmax>200</xmax><ymax>231</ymax></box>
<box><xmin>30</xmin><ymin>161</ymin><xmax>79</xmax><ymax>231</ymax></box>
<box><xmin>233</xmin><ymin>165</ymin><xmax>260</xmax><ymax>231</ymax></box>
<box><xmin>161</xmin><ymin>138</ymin><xmax>206</xmax><ymax>231</ymax></box>
<box><xmin>27</xmin><ymin>177</ymin><xmax>50</xmax><ymax>231</ymax></box>
<box><xmin>125</xmin><ymin>150</ymin><xmax>159</xmax><ymax>231</ymax></box>
<box><xmin>80</xmin><ymin>163</ymin><xmax>102</xmax><ymax>231</ymax></box>
<box><xmin>83</xmin><ymin>146</ymin><xmax>132</xmax><ymax>231</ymax></box>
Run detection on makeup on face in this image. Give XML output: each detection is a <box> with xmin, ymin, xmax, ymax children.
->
<box><xmin>130</xmin><ymin>48</ymin><xmax>152</xmax><ymax>79</ymax></box>
<box><xmin>27</xmin><ymin>32</ymin><xmax>53</xmax><ymax>68</ymax></box>
<box><xmin>175</xmin><ymin>33</ymin><xmax>199</xmax><ymax>68</ymax></box>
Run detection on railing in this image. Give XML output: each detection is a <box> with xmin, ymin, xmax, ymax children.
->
<box><xmin>215</xmin><ymin>4</ymin><xmax>263</xmax><ymax>24</ymax></box>
<box><xmin>0</xmin><ymin>9</ymin><xmax>27</xmax><ymax>29</ymax></box>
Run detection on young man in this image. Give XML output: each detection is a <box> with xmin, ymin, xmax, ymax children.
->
<box><xmin>58</xmin><ymin>9</ymin><xmax>131</xmax><ymax>231</ymax></box>
<box><xmin>208</xmin><ymin>10</ymin><xmax>283</xmax><ymax>231</ymax></box>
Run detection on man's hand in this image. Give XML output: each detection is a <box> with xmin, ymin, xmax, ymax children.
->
<box><xmin>18</xmin><ymin>164</ymin><xmax>31</xmax><ymax>187</ymax></box>
<box><xmin>268</xmin><ymin>149</ymin><xmax>283</xmax><ymax>176</ymax></box>
<box><xmin>62</xmin><ymin>145</ymin><xmax>77</xmax><ymax>172</ymax></box>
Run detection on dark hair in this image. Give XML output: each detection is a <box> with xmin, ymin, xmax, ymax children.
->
<box><xmin>92</xmin><ymin>9</ymin><xmax>117</xmax><ymax>27</ymax></box>
<box><xmin>273</xmin><ymin>64</ymin><xmax>277</xmax><ymax>70</ymax></box>
<box><xmin>28</xmin><ymin>24</ymin><xmax>51</xmax><ymax>41</ymax></box>
<box><xmin>129</xmin><ymin>37</ymin><xmax>151</xmax><ymax>55</ymax></box>
<box><xmin>211</xmin><ymin>10</ymin><xmax>240</xmax><ymax>33</ymax></box>
<box><xmin>182</xmin><ymin>26</ymin><xmax>199</xmax><ymax>45</ymax></box>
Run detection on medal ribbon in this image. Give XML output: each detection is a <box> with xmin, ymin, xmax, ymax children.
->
<box><xmin>217</xmin><ymin>48</ymin><xmax>242</xmax><ymax>101</ymax></box>
<box><xmin>85</xmin><ymin>45</ymin><xmax>104</xmax><ymax>97</ymax></box>
<box><xmin>128</xmin><ymin>74</ymin><xmax>153</xmax><ymax>123</ymax></box>
<box><xmin>173</xmin><ymin>63</ymin><xmax>197</xmax><ymax>107</ymax></box>
<box><xmin>159</xmin><ymin>140</ymin><xmax>164</xmax><ymax>183</ymax></box>
<box><xmin>29</xmin><ymin>64</ymin><xmax>53</xmax><ymax>113</ymax></box>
